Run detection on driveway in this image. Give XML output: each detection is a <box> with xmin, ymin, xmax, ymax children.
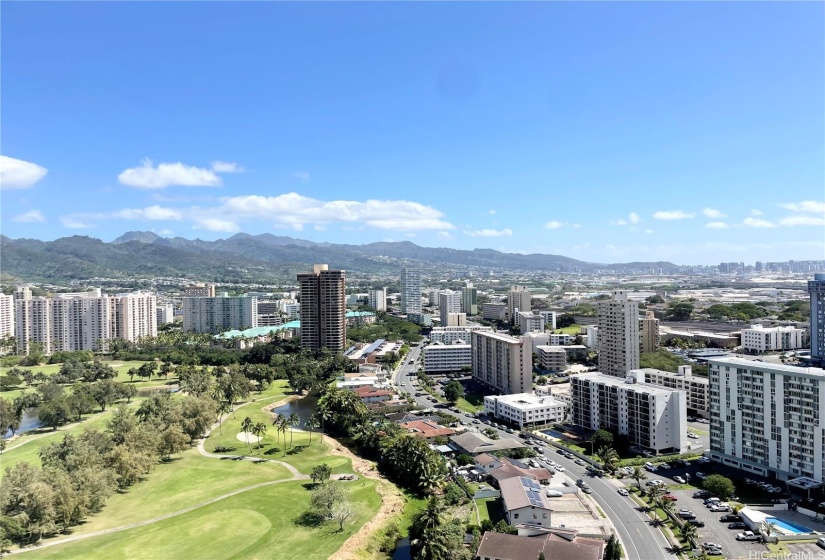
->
<box><xmin>668</xmin><ymin>488</ymin><xmax>768</xmax><ymax>560</ymax></box>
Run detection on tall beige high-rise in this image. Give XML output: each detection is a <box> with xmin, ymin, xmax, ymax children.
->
<box><xmin>298</xmin><ymin>264</ymin><xmax>346</xmax><ymax>351</ymax></box>
<box><xmin>508</xmin><ymin>286</ymin><xmax>531</xmax><ymax>324</ymax></box>
<box><xmin>597</xmin><ymin>290</ymin><xmax>640</xmax><ymax>377</ymax></box>
<box><xmin>641</xmin><ymin>310</ymin><xmax>659</xmax><ymax>353</ymax></box>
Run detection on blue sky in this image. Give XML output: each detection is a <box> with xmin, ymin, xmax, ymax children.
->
<box><xmin>2</xmin><ymin>2</ymin><xmax>823</xmax><ymax>265</ymax></box>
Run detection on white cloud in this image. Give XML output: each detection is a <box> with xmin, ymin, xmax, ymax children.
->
<box><xmin>211</xmin><ymin>161</ymin><xmax>243</xmax><ymax>173</ymax></box>
<box><xmin>463</xmin><ymin>228</ymin><xmax>512</xmax><ymax>237</ymax></box>
<box><xmin>13</xmin><ymin>210</ymin><xmax>45</xmax><ymax>223</ymax></box>
<box><xmin>779</xmin><ymin>200</ymin><xmax>825</xmax><ymax>214</ymax></box>
<box><xmin>778</xmin><ymin>215</ymin><xmax>825</xmax><ymax>227</ymax></box>
<box><xmin>610</xmin><ymin>219</ymin><xmax>627</xmax><ymax>226</ymax></box>
<box><xmin>653</xmin><ymin>210</ymin><xmax>695</xmax><ymax>220</ymax></box>
<box><xmin>157</xmin><ymin>229</ymin><xmax>174</xmax><ymax>236</ymax></box>
<box><xmin>750</xmin><ymin>209</ymin><xmax>763</xmax><ymax>216</ymax></box>
<box><xmin>628</xmin><ymin>212</ymin><xmax>640</xmax><ymax>224</ymax></box>
<box><xmin>702</xmin><ymin>208</ymin><xmax>726</xmax><ymax>219</ymax></box>
<box><xmin>292</xmin><ymin>171</ymin><xmax>311</xmax><ymax>181</ymax></box>
<box><xmin>218</xmin><ymin>193</ymin><xmax>454</xmax><ymax>231</ymax></box>
<box><xmin>60</xmin><ymin>217</ymin><xmax>94</xmax><ymax>229</ymax></box>
<box><xmin>488</xmin><ymin>209</ymin><xmax>496</xmax><ymax>215</ymax></box>
<box><xmin>0</xmin><ymin>156</ymin><xmax>48</xmax><ymax>190</ymax></box>
<box><xmin>743</xmin><ymin>217</ymin><xmax>776</xmax><ymax>228</ymax></box>
<box><xmin>571</xmin><ymin>224</ymin><xmax>582</xmax><ymax>229</ymax></box>
<box><xmin>118</xmin><ymin>159</ymin><xmax>225</xmax><ymax>189</ymax></box>
<box><xmin>112</xmin><ymin>205</ymin><xmax>183</xmax><ymax>220</ymax></box>
<box><xmin>193</xmin><ymin>217</ymin><xmax>241</xmax><ymax>232</ymax></box>
<box><xmin>644</xmin><ymin>228</ymin><xmax>654</xmax><ymax>234</ymax></box>
<box><xmin>545</xmin><ymin>221</ymin><xmax>564</xmax><ymax>230</ymax></box>
<box><xmin>706</xmin><ymin>222</ymin><xmax>730</xmax><ymax>229</ymax></box>
<box><xmin>437</xmin><ymin>231</ymin><xmax>453</xmax><ymax>239</ymax></box>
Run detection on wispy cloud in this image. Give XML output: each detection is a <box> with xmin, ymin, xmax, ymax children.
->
<box><xmin>628</xmin><ymin>212</ymin><xmax>640</xmax><ymax>224</ymax></box>
<box><xmin>702</xmin><ymin>208</ymin><xmax>726</xmax><ymax>219</ymax></box>
<box><xmin>750</xmin><ymin>209</ymin><xmax>763</xmax><ymax>216</ymax></box>
<box><xmin>743</xmin><ymin>217</ymin><xmax>776</xmax><ymax>228</ymax></box>
<box><xmin>60</xmin><ymin>216</ymin><xmax>94</xmax><ymax>229</ymax></box>
<box><xmin>118</xmin><ymin>159</ymin><xmax>237</xmax><ymax>189</ymax></box>
<box><xmin>13</xmin><ymin>209</ymin><xmax>45</xmax><ymax>223</ymax></box>
<box><xmin>438</xmin><ymin>231</ymin><xmax>453</xmax><ymax>239</ymax></box>
<box><xmin>192</xmin><ymin>217</ymin><xmax>241</xmax><ymax>232</ymax></box>
<box><xmin>488</xmin><ymin>209</ymin><xmax>496</xmax><ymax>215</ymax></box>
<box><xmin>610</xmin><ymin>219</ymin><xmax>627</xmax><ymax>226</ymax></box>
<box><xmin>644</xmin><ymin>228</ymin><xmax>654</xmax><ymax>234</ymax></box>
<box><xmin>779</xmin><ymin>200</ymin><xmax>825</xmax><ymax>214</ymax></box>
<box><xmin>112</xmin><ymin>206</ymin><xmax>184</xmax><ymax>220</ymax></box>
<box><xmin>653</xmin><ymin>210</ymin><xmax>695</xmax><ymax>220</ymax></box>
<box><xmin>545</xmin><ymin>221</ymin><xmax>564</xmax><ymax>230</ymax></box>
<box><xmin>463</xmin><ymin>228</ymin><xmax>512</xmax><ymax>237</ymax></box>
<box><xmin>705</xmin><ymin>222</ymin><xmax>730</xmax><ymax>229</ymax></box>
<box><xmin>0</xmin><ymin>155</ymin><xmax>48</xmax><ymax>190</ymax></box>
<box><xmin>292</xmin><ymin>171</ymin><xmax>311</xmax><ymax>181</ymax></box>
<box><xmin>778</xmin><ymin>215</ymin><xmax>825</xmax><ymax>227</ymax></box>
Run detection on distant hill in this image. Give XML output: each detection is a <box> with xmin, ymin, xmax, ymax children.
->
<box><xmin>0</xmin><ymin>231</ymin><xmax>681</xmax><ymax>283</ymax></box>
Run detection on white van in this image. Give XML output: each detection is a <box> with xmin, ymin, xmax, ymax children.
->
<box><xmin>644</xmin><ymin>462</ymin><xmax>658</xmax><ymax>471</ymax></box>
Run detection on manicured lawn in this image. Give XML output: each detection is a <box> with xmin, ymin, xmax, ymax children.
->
<box><xmin>474</xmin><ymin>498</ymin><xmax>505</xmax><ymax>525</ymax></box>
<box><xmin>553</xmin><ymin>324</ymin><xmax>582</xmax><ymax>335</ymax></box>
<box><xmin>455</xmin><ymin>390</ymin><xmax>484</xmax><ymax>413</ymax></box>
<box><xmin>397</xmin><ymin>490</ymin><xmax>428</xmax><ymax>538</ymax></box>
<box><xmin>58</xmin><ymin>450</ymin><xmax>291</xmax><ymax>537</ymax></box>
<box><xmin>21</xmin><ymin>479</ymin><xmax>382</xmax><ymax>560</ymax></box>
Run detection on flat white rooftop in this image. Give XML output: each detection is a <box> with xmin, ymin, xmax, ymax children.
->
<box><xmin>708</xmin><ymin>357</ymin><xmax>825</xmax><ymax>379</ymax></box>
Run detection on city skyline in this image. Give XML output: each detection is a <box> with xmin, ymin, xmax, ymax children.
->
<box><xmin>1</xmin><ymin>2</ymin><xmax>823</xmax><ymax>265</ymax></box>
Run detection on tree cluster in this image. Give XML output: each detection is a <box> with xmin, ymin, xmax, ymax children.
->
<box><xmin>346</xmin><ymin>314</ymin><xmax>423</xmax><ymax>344</ymax></box>
<box><xmin>409</xmin><ymin>497</ymin><xmax>474</xmax><ymax>560</ymax></box>
<box><xmin>704</xmin><ymin>303</ymin><xmax>768</xmax><ymax>322</ymax></box>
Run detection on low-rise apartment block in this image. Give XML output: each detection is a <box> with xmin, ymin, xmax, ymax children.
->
<box><xmin>517</xmin><ymin>311</ymin><xmax>545</xmax><ymax>334</ymax></box>
<box><xmin>484</xmin><ymin>393</ymin><xmax>567</xmax><ymax>428</ymax></box>
<box><xmin>633</xmin><ymin>366</ymin><xmax>709</xmax><ymax>417</ymax></box>
<box><xmin>708</xmin><ymin>357</ymin><xmax>825</xmax><ymax>482</ymax></box>
<box><xmin>740</xmin><ymin>324</ymin><xmax>806</xmax><ymax>353</ymax></box>
<box><xmin>571</xmin><ymin>371</ymin><xmax>687</xmax><ymax>453</ymax></box>
<box><xmin>429</xmin><ymin>324</ymin><xmax>493</xmax><ymax>345</ymax></box>
<box><xmin>535</xmin><ymin>345</ymin><xmax>567</xmax><ymax>372</ymax></box>
<box><xmin>482</xmin><ymin>302</ymin><xmax>507</xmax><ymax>322</ymax></box>
<box><xmin>422</xmin><ymin>341</ymin><xmax>472</xmax><ymax>373</ymax></box>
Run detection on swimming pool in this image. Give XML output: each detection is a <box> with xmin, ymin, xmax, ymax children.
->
<box><xmin>766</xmin><ymin>517</ymin><xmax>813</xmax><ymax>535</ymax></box>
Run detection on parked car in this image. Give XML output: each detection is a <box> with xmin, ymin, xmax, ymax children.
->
<box><xmin>693</xmin><ymin>490</ymin><xmax>711</xmax><ymax>499</ymax></box>
<box><xmin>696</xmin><ymin>472</ymin><xmax>708</xmax><ymax>480</ymax></box>
<box><xmin>711</xmin><ymin>504</ymin><xmax>732</xmax><ymax>512</ymax></box>
<box><xmin>688</xmin><ymin>520</ymin><xmax>706</xmax><ymax>527</ymax></box>
<box><xmin>575</xmin><ymin>459</ymin><xmax>586</xmax><ymax>466</ymax></box>
<box><xmin>719</xmin><ymin>514</ymin><xmax>741</xmax><ymax>522</ymax></box>
<box><xmin>727</xmin><ymin>522</ymin><xmax>747</xmax><ymax>529</ymax></box>
<box><xmin>576</xmin><ymin>479</ymin><xmax>586</xmax><ymax>487</ymax></box>
<box><xmin>817</xmin><ymin>536</ymin><xmax>825</xmax><ymax>549</ymax></box>
<box><xmin>659</xmin><ymin>462</ymin><xmax>671</xmax><ymax>469</ymax></box>
<box><xmin>705</xmin><ymin>547</ymin><xmax>723</xmax><ymax>556</ymax></box>
<box><xmin>581</xmin><ymin>487</ymin><xmax>592</xmax><ymax>494</ymax></box>
<box><xmin>687</xmin><ymin>432</ymin><xmax>699</xmax><ymax>439</ymax></box>
<box><xmin>737</xmin><ymin>531</ymin><xmax>760</xmax><ymax>541</ymax></box>
<box><xmin>662</xmin><ymin>494</ymin><xmax>678</xmax><ymax>502</ymax></box>
<box><xmin>618</xmin><ymin>488</ymin><xmax>630</xmax><ymax>496</ymax></box>
<box><xmin>678</xmin><ymin>509</ymin><xmax>696</xmax><ymax>519</ymax></box>
<box><xmin>555</xmin><ymin>465</ymin><xmax>565</xmax><ymax>472</ymax></box>
<box><xmin>673</xmin><ymin>476</ymin><xmax>686</xmax><ymax>484</ymax></box>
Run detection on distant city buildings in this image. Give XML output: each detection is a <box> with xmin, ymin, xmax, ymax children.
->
<box><xmin>298</xmin><ymin>264</ymin><xmax>346</xmax><ymax>351</ymax></box>
<box><xmin>400</xmin><ymin>267</ymin><xmax>422</xmax><ymax>315</ymax></box>
<box><xmin>508</xmin><ymin>286</ymin><xmax>531</xmax><ymax>324</ymax></box>
<box><xmin>0</xmin><ymin>294</ymin><xmax>14</xmax><ymax>339</ymax></box>
<box><xmin>156</xmin><ymin>303</ymin><xmax>175</xmax><ymax>325</ymax></box>
<box><xmin>482</xmin><ymin>302</ymin><xmax>507</xmax><ymax>322</ymax></box>
<box><xmin>709</xmin><ymin>357</ymin><xmax>824</xmax><ymax>482</ymax></box>
<box><xmin>461</xmin><ymin>283</ymin><xmax>478</xmax><ymax>315</ymax></box>
<box><xmin>183</xmin><ymin>282</ymin><xmax>216</xmax><ymax>297</ymax></box>
<box><xmin>439</xmin><ymin>290</ymin><xmax>461</xmax><ymax>326</ymax></box>
<box><xmin>517</xmin><ymin>311</ymin><xmax>545</xmax><ymax>334</ymax></box>
<box><xmin>471</xmin><ymin>331</ymin><xmax>532</xmax><ymax>394</ymax></box>
<box><xmin>740</xmin><ymin>324</ymin><xmax>806</xmax><ymax>353</ymax></box>
<box><xmin>183</xmin><ymin>295</ymin><xmax>258</xmax><ymax>333</ymax></box>
<box><xmin>368</xmin><ymin>288</ymin><xmax>387</xmax><ymax>312</ymax></box>
<box><xmin>14</xmin><ymin>286</ymin><xmax>157</xmax><ymax>354</ymax></box>
<box><xmin>571</xmin><ymin>371</ymin><xmax>687</xmax><ymax>453</ymax></box>
<box><xmin>597</xmin><ymin>290</ymin><xmax>640</xmax><ymax>377</ymax></box>
<box><xmin>809</xmin><ymin>273</ymin><xmax>825</xmax><ymax>366</ymax></box>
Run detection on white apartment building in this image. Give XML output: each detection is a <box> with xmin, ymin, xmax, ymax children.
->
<box><xmin>571</xmin><ymin>371</ymin><xmax>687</xmax><ymax>453</ymax></box>
<box><xmin>508</xmin><ymin>286</ymin><xmax>531</xmax><ymax>324</ymax></box>
<box><xmin>535</xmin><ymin>383</ymin><xmax>571</xmax><ymax>405</ymax></box>
<box><xmin>368</xmin><ymin>288</ymin><xmax>387</xmax><ymax>312</ymax></box>
<box><xmin>280</xmin><ymin>301</ymin><xmax>300</xmax><ymax>320</ymax></box>
<box><xmin>156</xmin><ymin>303</ymin><xmax>175</xmax><ymax>325</ymax></box>
<box><xmin>641</xmin><ymin>311</ymin><xmax>659</xmax><ymax>353</ymax></box>
<box><xmin>439</xmin><ymin>290</ymin><xmax>462</xmax><ymax>326</ymax></box>
<box><xmin>422</xmin><ymin>341</ymin><xmax>472</xmax><ymax>373</ymax></box>
<box><xmin>740</xmin><ymin>324</ymin><xmax>806</xmax><ymax>353</ymax></box>
<box><xmin>549</xmin><ymin>333</ymin><xmax>573</xmax><ymax>346</ymax></box>
<box><xmin>585</xmin><ymin>326</ymin><xmax>599</xmax><ymax>349</ymax></box>
<box><xmin>0</xmin><ymin>294</ymin><xmax>14</xmax><ymax>339</ymax></box>
<box><xmin>445</xmin><ymin>312</ymin><xmax>467</xmax><ymax>327</ymax></box>
<box><xmin>633</xmin><ymin>366</ymin><xmax>709</xmax><ymax>417</ymax></box>
<box><xmin>809</xmin><ymin>274</ymin><xmax>825</xmax><ymax>365</ymax></box>
<box><xmin>709</xmin><ymin>357</ymin><xmax>825</xmax><ymax>482</ymax></box>
<box><xmin>597</xmin><ymin>291</ymin><xmax>640</xmax><ymax>377</ymax></box>
<box><xmin>484</xmin><ymin>393</ymin><xmax>567</xmax><ymax>428</ymax></box>
<box><xmin>535</xmin><ymin>345</ymin><xmax>567</xmax><ymax>372</ymax></box>
<box><xmin>538</xmin><ymin>311</ymin><xmax>557</xmax><ymax>330</ymax></box>
<box><xmin>14</xmin><ymin>286</ymin><xmax>157</xmax><ymax>354</ymax></box>
<box><xmin>256</xmin><ymin>300</ymin><xmax>282</xmax><ymax>327</ymax></box>
<box><xmin>517</xmin><ymin>311</ymin><xmax>545</xmax><ymax>334</ymax></box>
<box><xmin>482</xmin><ymin>302</ymin><xmax>507</xmax><ymax>322</ymax></box>
<box><xmin>400</xmin><ymin>267</ymin><xmax>422</xmax><ymax>314</ymax></box>
<box><xmin>461</xmin><ymin>284</ymin><xmax>478</xmax><ymax>315</ymax></box>
<box><xmin>183</xmin><ymin>295</ymin><xmax>258</xmax><ymax>333</ymax></box>
<box><xmin>429</xmin><ymin>324</ymin><xmax>493</xmax><ymax>345</ymax></box>
<box><xmin>471</xmin><ymin>331</ymin><xmax>532</xmax><ymax>394</ymax></box>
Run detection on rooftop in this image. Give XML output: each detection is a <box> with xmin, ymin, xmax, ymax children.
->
<box><xmin>571</xmin><ymin>372</ymin><xmax>681</xmax><ymax>396</ymax></box>
<box><xmin>217</xmin><ymin>321</ymin><xmax>300</xmax><ymax>339</ymax></box>
<box><xmin>485</xmin><ymin>393</ymin><xmax>566</xmax><ymax>410</ymax></box>
<box><xmin>500</xmin><ymin>476</ymin><xmax>552</xmax><ymax>512</ymax></box>
<box><xmin>476</xmin><ymin>532</ymin><xmax>603</xmax><ymax>560</ymax></box>
<box><xmin>708</xmin><ymin>357</ymin><xmax>825</xmax><ymax>378</ymax></box>
<box><xmin>450</xmin><ymin>431</ymin><xmax>524</xmax><ymax>454</ymax></box>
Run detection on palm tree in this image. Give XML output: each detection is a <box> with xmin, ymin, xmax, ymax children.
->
<box><xmin>277</xmin><ymin>417</ymin><xmax>289</xmax><ymax>454</ymax></box>
<box><xmin>271</xmin><ymin>414</ymin><xmax>282</xmax><ymax>446</ymax></box>
<box><xmin>418</xmin><ymin>496</ymin><xmax>446</xmax><ymax>530</ymax></box>
<box><xmin>240</xmin><ymin>416</ymin><xmax>254</xmax><ymax>451</ymax></box>
<box><xmin>305</xmin><ymin>414</ymin><xmax>320</xmax><ymax>444</ymax></box>
<box><xmin>288</xmin><ymin>413</ymin><xmax>300</xmax><ymax>448</ymax></box>
<box><xmin>680</xmin><ymin>521</ymin><xmax>698</xmax><ymax>551</ymax></box>
<box><xmin>597</xmin><ymin>446</ymin><xmax>620</xmax><ymax>474</ymax></box>
<box><xmin>631</xmin><ymin>466</ymin><xmax>647</xmax><ymax>494</ymax></box>
<box><xmin>760</xmin><ymin>519</ymin><xmax>778</xmax><ymax>539</ymax></box>
<box><xmin>216</xmin><ymin>400</ymin><xmax>231</xmax><ymax>435</ymax></box>
<box><xmin>252</xmin><ymin>422</ymin><xmax>267</xmax><ymax>453</ymax></box>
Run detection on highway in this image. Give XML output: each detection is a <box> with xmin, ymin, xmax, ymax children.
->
<box><xmin>392</xmin><ymin>347</ymin><xmax>675</xmax><ymax>559</ymax></box>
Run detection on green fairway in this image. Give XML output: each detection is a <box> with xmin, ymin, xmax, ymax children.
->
<box><xmin>21</xmin><ymin>479</ymin><xmax>382</xmax><ymax>560</ymax></box>
<box><xmin>60</xmin><ymin>450</ymin><xmax>291</xmax><ymax>537</ymax></box>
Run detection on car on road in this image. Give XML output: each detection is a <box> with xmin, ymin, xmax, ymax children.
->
<box><xmin>472</xmin><ymin>420</ymin><xmax>480</xmax><ymax>424</ymax></box>
<box><xmin>693</xmin><ymin>490</ymin><xmax>711</xmax><ymax>499</ymax></box>
<box><xmin>576</xmin><ymin>479</ymin><xmax>586</xmax><ymax>487</ymax></box>
<box><xmin>662</xmin><ymin>494</ymin><xmax>678</xmax><ymax>502</ymax></box>
<box><xmin>617</xmin><ymin>488</ymin><xmax>629</xmax><ymax>496</ymax></box>
<box><xmin>575</xmin><ymin>459</ymin><xmax>586</xmax><ymax>466</ymax></box>
<box><xmin>687</xmin><ymin>432</ymin><xmax>699</xmax><ymax>439</ymax></box>
<box><xmin>555</xmin><ymin>465</ymin><xmax>565</xmax><ymax>472</ymax></box>
<box><xmin>673</xmin><ymin>476</ymin><xmax>686</xmax><ymax>484</ymax></box>
<box><xmin>581</xmin><ymin>487</ymin><xmax>592</xmax><ymax>494</ymax></box>
<box><xmin>736</xmin><ymin>531</ymin><xmax>760</xmax><ymax>541</ymax></box>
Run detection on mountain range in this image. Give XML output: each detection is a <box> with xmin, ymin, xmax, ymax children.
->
<box><xmin>0</xmin><ymin>231</ymin><xmax>679</xmax><ymax>283</ymax></box>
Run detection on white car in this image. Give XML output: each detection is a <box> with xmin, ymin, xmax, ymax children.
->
<box><xmin>687</xmin><ymin>432</ymin><xmax>699</xmax><ymax>439</ymax></box>
<box><xmin>673</xmin><ymin>476</ymin><xmax>686</xmax><ymax>484</ymax></box>
<box><xmin>737</xmin><ymin>531</ymin><xmax>760</xmax><ymax>541</ymax></box>
<box><xmin>575</xmin><ymin>459</ymin><xmax>586</xmax><ymax>466</ymax></box>
<box><xmin>555</xmin><ymin>465</ymin><xmax>565</xmax><ymax>472</ymax></box>
<box><xmin>618</xmin><ymin>488</ymin><xmax>630</xmax><ymax>496</ymax></box>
